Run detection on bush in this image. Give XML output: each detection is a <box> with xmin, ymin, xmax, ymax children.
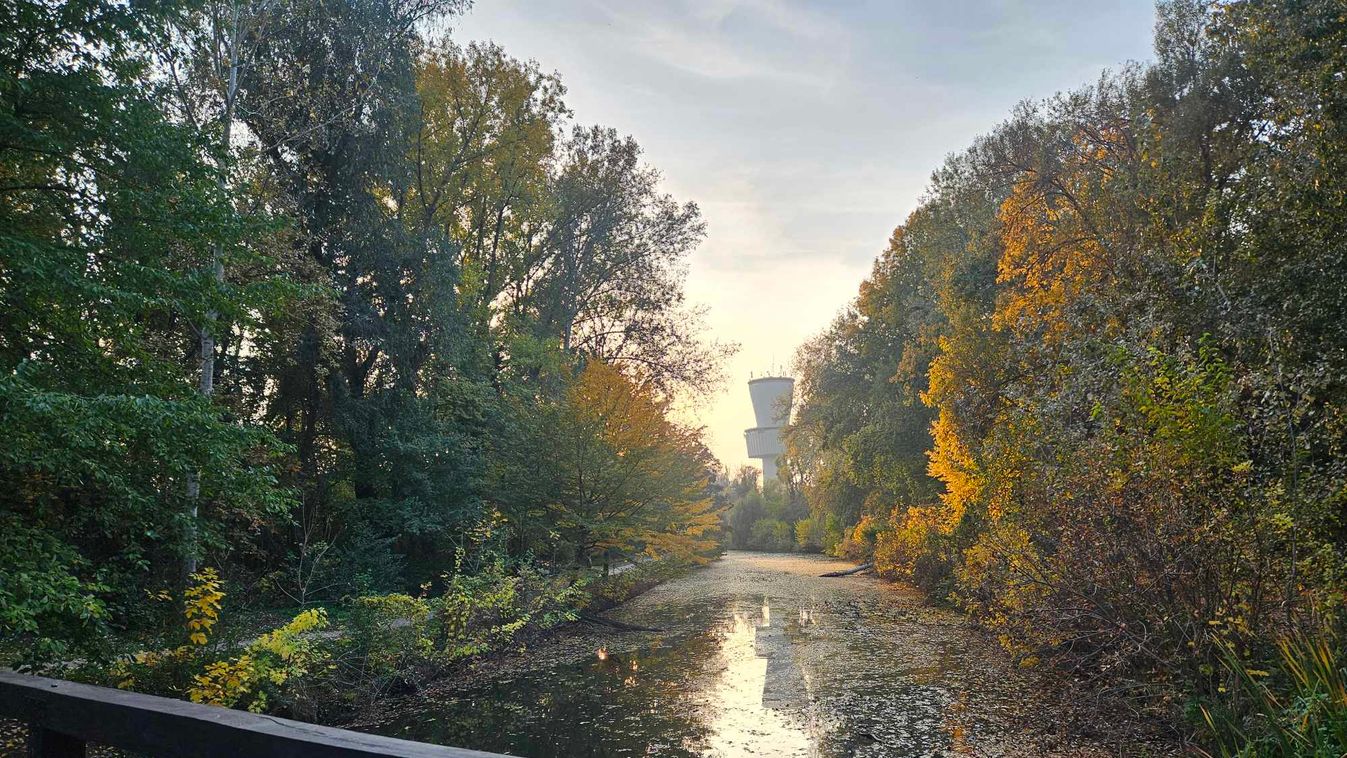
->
<box><xmin>188</xmin><ymin>608</ymin><xmax>329</xmax><ymax>714</ymax></box>
<box><xmin>794</xmin><ymin>515</ymin><xmax>825</xmax><ymax>552</ymax></box>
<box><xmin>436</xmin><ymin>558</ymin><xmax>585</xmax><ymax>660</ymax></box>
<box><xmin>111</xmin><ymin>570</ymin><xmax>330</xmax><ymax>716</ymax></box>
<box><xmin>343</xmin><ymin>593</ymin><xmax>433</xmax><ymax>695</ymax></box>
<box><xmin>0</xmin><ymin>517</ymin><xmax>110</xmax><ymax>667</ymax></box>
<box><xmin>748</xmin><ymin>519</ymin><xmax>794</xmax><ymax>552</ymax></box>
<box><xmin>110</xmin><ymin>569</ymin><xmax>225</xmax><ymax>696</ymax></box>
<box><xmin>834</xmin><ymin>514</ymin><xmax>880</xmax><ymax>562</ymax></box>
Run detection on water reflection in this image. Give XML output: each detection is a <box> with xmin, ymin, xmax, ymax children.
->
<box><xmin>699</xmin><ymin>607</ymin><xmax>811</xmax><ymax>756</ymax></box>
<box><xmin>376</xmin><ymin>601</ymin><xmax>814</xmax><ymax>756</ymax></box>
<box><xmin>367</xmin><ymin>553</ymin><xmax>1147</xmax><ymax>757</ymax></box>
<box><xmin>379</xmin><ymin>634</ymin><xmax>720</xmax><ymax>756</ymax></box>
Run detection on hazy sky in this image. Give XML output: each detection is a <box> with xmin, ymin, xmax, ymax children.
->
<box><xmin>451</xmin><ymin>0</ymin><xmax>1159</xmax><ymax>473</ymax></box>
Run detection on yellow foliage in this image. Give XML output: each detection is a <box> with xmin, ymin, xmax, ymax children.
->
<box><xmin>955</xmin><ymin>524</ymin><xmax>1055</xmax><ymax>658</ymax></box>
<box><xmin>555</xmin><ymin>360</ymin><xmax>721</xmax><ymax>564</ymax></box>
<box><xmin>184</xmin><ymin>568</ymin><xmax>224</xmax><ymax>644</ymax></box>
<box><xmin>112</xmin><ymin>569</ymin><xmax>225</xmax><ymax>691</ymax></box>
<box><xmin>925</xmin><ymin>408</ymin><xmax>981</xmax><ymax>532</ymax></box>
<box><xmin>993</xmin><ymin>140</ymin><xmax>1120</xmax><ymax>344</ymax></box>
<box><xmin>873</xmin><ymin>506</ymin><xmax>941</xmax><ymax>579</ymax></box>
<box><xmin>188</xmin><ymin>608</ymin><xmax>328</xmax><ymax>712</ymax></box>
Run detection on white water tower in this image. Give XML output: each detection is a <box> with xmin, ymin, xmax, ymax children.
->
<box><xmin>744</xmin><ymin>375</ymin><xmax>793</xmax><ymax>483</ymax></box>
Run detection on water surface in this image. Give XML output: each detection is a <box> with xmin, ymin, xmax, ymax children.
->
<box><xmin>367</xmin><ymin>552</ymin><xmax>1172</xmax><ymax>757</ymax></box>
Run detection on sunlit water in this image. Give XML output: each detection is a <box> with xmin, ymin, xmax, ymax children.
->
<box><xmin>364</xmin><ymin>552</ymin><xmax>1170</xmax><ymax>757</ymax></box>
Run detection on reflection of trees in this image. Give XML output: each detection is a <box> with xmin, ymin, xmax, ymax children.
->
<box><xmin>387</xmin><ymin>632</ymin><xmax>725</xmax><ymax>757</ymax></box>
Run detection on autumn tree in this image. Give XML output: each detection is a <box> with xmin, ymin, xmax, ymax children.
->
<box><xmin>527</xmin><ymin>361</ymin><xmax>721</xmax><ymax>570</ymax></box>
<box><xmin>786</xmin><ymin>1</ymin><xmax>1347</xmax><ymax>734</ymax></box>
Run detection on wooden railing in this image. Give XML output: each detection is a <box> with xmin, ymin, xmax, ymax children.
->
<box><xmin>0</xmin><ymin>670</ymin><xmax>509</xmax><ymax>757</ymax></box>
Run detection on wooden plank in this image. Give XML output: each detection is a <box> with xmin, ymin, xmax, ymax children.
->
<box><xmin>0</xmin><ymin>671</ymin><xmax>510</xmax><ymax>758</ymax></box>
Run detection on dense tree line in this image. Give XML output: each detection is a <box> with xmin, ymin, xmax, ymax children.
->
<box><xmin>787</xmin><ymin>0</ymin><xmax>1346</xmax><ymax>746</ymax></box>
<box><xmin>1</xmin><ymin>0</ymin><xmax>729</xmax><ymax>666</ymax></box>
<box><xmin>721</xmin><ymin>466</ymin><xmax>807</xmax><ymax>552</ymax></box>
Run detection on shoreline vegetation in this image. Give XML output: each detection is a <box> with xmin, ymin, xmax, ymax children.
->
<box><xmin>4</xmin><ymin>0</ymin><xmax>730</xmax><ymax>744</ymax></box>
<box><xmin>0</xmin><ymin>558</ymin><xmax>690</xmax><ymax>746</ymax></box>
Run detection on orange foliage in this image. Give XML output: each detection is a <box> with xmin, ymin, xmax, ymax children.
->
<box><xmin>558</xmin><ymin>361</ymin><xmax>721</xmax><ymax>565</ymax></box>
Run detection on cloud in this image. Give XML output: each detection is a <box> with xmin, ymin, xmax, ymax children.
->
<box><xmin>584</xmin><ymin>0</ymin><xmax>850</xmax><ymax>88</ymax></box>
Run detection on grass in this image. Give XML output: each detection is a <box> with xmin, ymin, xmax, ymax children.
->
<box><xmin>1201</xmin><ymin>630</ymin><xmax>1347</xmax><ymax>757</ymax></box>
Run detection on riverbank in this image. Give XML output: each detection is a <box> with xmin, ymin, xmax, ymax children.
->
<box><xmin>353</xmin><ymin>552</ymin><xmax>1185</xmax><ymax>757</ymax></box>
<box><xmin>0</xmin><ymin>558</ymin><xmax>692</xmax><ymax>754</ymax></box>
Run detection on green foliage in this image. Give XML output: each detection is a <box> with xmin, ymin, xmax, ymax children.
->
<box><xmin>726</xmin><ymin>474</ymin><xmax>807</xmax><ymax>552</ymax></box>
<box><xmin>0</xmin><ymin>0</ymin><xmax>291</xmax><ymax>664</ymax></box>
<box><xmin>748</xmin><ymin>520</ymin><xmax>794</xmax><ymax>553</ymax></box>
<box><xmin>0</xmin><ymin>517</ymin><xmax>109</xmax><ymax>666</ymax></box>
<box><xmin>786</xmin><ymin>229</ymin><xmax>943</xmax><ymax>542</ymax></box>
<box><xmin>436</xmin><ymin>557</ymin><xmax>586</xmax><ymax>661</ymax></box>
<box><xmin>346</xmin><ymin>594</ymin><xmax>432</xmax><ymax>676</ymax></box>
<box><xmin>794</xmin><ymin>513</ymin><xmax>841</xmax><ymax>553</ymax></box>
<box><xmin>785</xmin><ymin>0</ymin><xmax>1347</xmax><ymax>749</ymax></box>
<box><xmin>496</xmin><ymin>360</ymin><xmax>723</xmax><ymax>568</ymax></box>
<box><xmin>1</xmin><ymin>0</ymin><xmax>730</xmax><ymax>672</ymax></box>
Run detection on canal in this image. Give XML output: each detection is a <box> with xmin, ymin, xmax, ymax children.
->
<box><xmin>363</xmin><ymin>552</ymin><xmax>1175</xmax><ymax>757</ymax></box>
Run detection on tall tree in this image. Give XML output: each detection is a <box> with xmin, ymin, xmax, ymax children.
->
<box><xmin>0</xmin><ymin>0</ymin><xmax>288</xmax><ymax>661</ymax></box>
<box><xmin>515</xmin><ymin>126</ymin><xmax>730</xmax><ymax>398</ymax></box>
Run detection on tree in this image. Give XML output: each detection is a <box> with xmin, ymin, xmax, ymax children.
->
<box><xmin>540</xmin><ymin>361</ymin><xmax>721</xmax><ymax>568</ymax></box>
<box><xmin>0</xmin><ymin>0</ymin><xmax>289</xmax><ymax>662</ymax></box>
<box><xmin>514</xmin><ymin>126</ymin><xmax>732</xmax><ymax>398</ymax></box>
<box><xmin>786</xmin><ymin>1</ymin><xmax>1347</xmax><ymax>726</ymax></box>
<box><xmin>786</xmin><ymin>227</ymin><xmax>943</xmax><ymax>555</ymax></box>
<box><xmin>231</xmin><ymin>0</ymin><xmax>492</xmax><ymax>592</ymax></box>
<box><xmin>410</xmin><ymin>40</ymin><xmax>566</xmax><ymax>329</ymax></box>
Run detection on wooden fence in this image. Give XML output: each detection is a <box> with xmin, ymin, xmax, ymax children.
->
<box><xmin>0</xmin><ymin>670</ymin><xmax>509</xmax><ymax>757</ymax></box>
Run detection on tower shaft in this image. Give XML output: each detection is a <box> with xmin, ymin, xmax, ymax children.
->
<box><xmin>744</xmin><ymin>376</ymin><xmax>793</xmax><ymax>483</ymax></box>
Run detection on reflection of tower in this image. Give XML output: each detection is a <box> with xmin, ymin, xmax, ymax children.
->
<box><xmin>744</xmin><ymin>375</ymin><xmax>794</xmax><ymax>483</ymax></box>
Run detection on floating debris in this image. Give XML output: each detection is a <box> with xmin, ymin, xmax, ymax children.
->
<box><xmin>362</xmin><ymin>552</ymin><xmax>1180</xmax><ymax>757</ymax></box>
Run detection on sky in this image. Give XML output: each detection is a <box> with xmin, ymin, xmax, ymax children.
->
<box><xmin>450</xmin><ymin>0</ymin><xmax>1160</xmax><ymax>474</ymax></box>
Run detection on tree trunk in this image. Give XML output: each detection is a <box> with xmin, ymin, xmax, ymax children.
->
<box><xmin>185</xmin><ymin>1</ymin><xmax>242</xmax><ymax>584</ymax></box>
<box><xmin>819</xmin><ymin>562</ymin><xmax>873</xmax><ymax>578</ymax></box>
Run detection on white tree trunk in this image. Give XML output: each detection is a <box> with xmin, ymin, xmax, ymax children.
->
<box><xmin>186</xmin><ymin>0</ymin><xmax>243</xmax><ymax>582</ymax></box>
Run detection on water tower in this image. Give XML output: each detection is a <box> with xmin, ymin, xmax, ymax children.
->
<box><xmin>744</xmin><ymin>374</ymin><xmax>794</xmax><ymax>483</ymax></box>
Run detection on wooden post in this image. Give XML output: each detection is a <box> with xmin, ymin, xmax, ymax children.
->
<box><xmin>28</xmin><ymin>727</ymin><xmax>85</xmax><ymax>758</ymax></box>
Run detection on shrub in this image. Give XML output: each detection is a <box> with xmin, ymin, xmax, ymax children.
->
<box><xmin>0</xmin><ymin>517</ymin><xmax>111</xmax><ymax>667</ymax></box>
<box><xmin>794</xmin><ymin>515</ymin><xmax>825</xmax><ymax>552</ymax></box>
<box><xmin>436</xmin><ymin>558</ymin><xmax>584</xmax><ymax>660</ymax></box>
<box><xmin>748</xmin><ymin>519</ymin><xmax>794</xmax><ymax>552</ymax></box>
<box><xmin>188</xmin><ymin>608</ymin><xmax>329</xmax><ymax>713</ymax></box>
<box><xmin>344</xmin><ymin>593</ymin><xmax>433</xmax><ymax>689</ymax></box>
<box><xmin>835</xmin><ymin>514</ymin><xmax>880</xmax><ymax>562</ymax></box>
<box><xmin>111</xmin><ymin>569</ymin><xmax>224</xmax><ymax>696</ymax></box>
